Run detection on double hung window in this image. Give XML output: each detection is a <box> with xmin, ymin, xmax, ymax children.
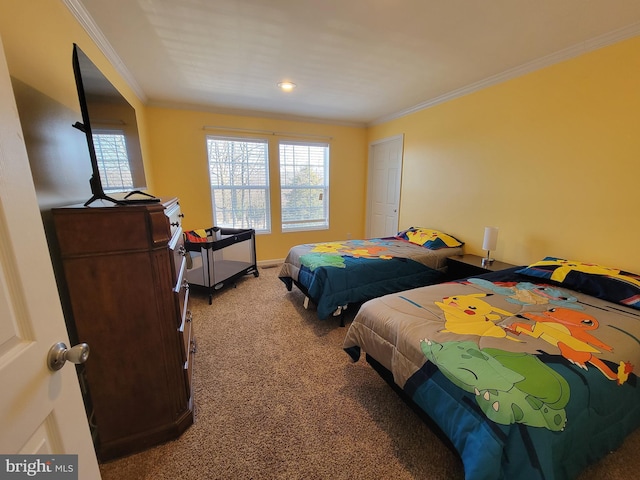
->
<box><xmin>206</xmin><ymin>136</ymin><xmax>271</xmax><ymax>233</ymax></box>
<box><xmin>92</xmin><ymin>131</ymin><xmax>134</xmax><ymax>191</ymax></box>
<box><xmin>206</xmin><ymin>135</ymin><xmax>329</xmax><ymax>233</ymax></box>
<box><xmin>279</xmin><ymin>141</ymin><xmax>329</xmax><ymax>232</ymax></box>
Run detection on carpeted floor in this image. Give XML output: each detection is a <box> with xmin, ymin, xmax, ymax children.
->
<box><xmin>99</xmin><ymin>266</ymin><xmax>640</xmax><ymax>480</ymax></box>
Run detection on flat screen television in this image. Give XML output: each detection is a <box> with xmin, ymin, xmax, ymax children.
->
<box><xmin>72</xmin><ymin>43</ymin><xmax>159</xmax><ymax>206</ymax></box>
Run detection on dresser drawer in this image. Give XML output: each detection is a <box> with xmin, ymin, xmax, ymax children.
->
<box><xmin>179</xmin><ymin>287</ymin><xmax>194</xmax><ymax>396</ymax></box>
<box><xmin>175</xmin><ymin>261</ymin><xmax>188</xmax><ymax>324</ymax></box>
<box><xmin>164</xmin><ymin>199</ymin><xmax>183</xmax><ymax>239</ymax></box>
<box><xmin>168</xmin><ymin>218</ymin><xmax>185</xmax><ymax>283</ymax></box>
<box><xmin>182</xmin><ymin>312</ymin><xmax>192</xmax><ymax>355</ymax></box>
<box><xmin>184</xmin><ymin>341</ymin><xmax>194</xmax><ymax>399</ymax></box>
<box><xmin>173</xmin><ymin>248</ymin><xmax>187</xmax><ymax>291</ymax></box>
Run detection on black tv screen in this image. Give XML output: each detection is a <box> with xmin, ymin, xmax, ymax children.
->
<box><xmin>72</xmin><ymin>44</ymin><xmax>157</xmax><ymax>205</ymax></box>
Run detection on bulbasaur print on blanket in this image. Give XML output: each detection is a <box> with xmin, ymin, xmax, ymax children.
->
<box><xmin>420</xmin><ymin>338</ymin><xmax>572</xmax><ymax>431</ymax></box>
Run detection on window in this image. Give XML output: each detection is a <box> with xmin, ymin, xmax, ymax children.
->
<box><xmin>92</xmin><ymin>131</ymin><xmax>134</xmax><ymax>192</ymax></box>
<box><xmin>279</xmin><ymin>141</ymin><xmax>329</xmax><ymax>232</ymax></box>
<box><xmin>206</xmin><ymin>136</ymin><xmax>271</xmax><ymax>233</ymax></box>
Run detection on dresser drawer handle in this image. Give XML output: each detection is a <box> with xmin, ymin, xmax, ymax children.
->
<box><xmin>171</xmin><ymin>221</ymin><xmax>180</xmax><ymax>227</ymax></box>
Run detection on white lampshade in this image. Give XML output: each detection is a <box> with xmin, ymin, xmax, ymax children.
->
<box><xmin>482</xmin><ymin>226</ymin><xmax>499</xmax><ymax>251</ymax></box>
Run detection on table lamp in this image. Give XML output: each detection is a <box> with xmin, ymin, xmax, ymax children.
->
<box><xmin>482</xmin><ymin>226</ymin><xmax>498</xmax><ymax>266</ymax></box>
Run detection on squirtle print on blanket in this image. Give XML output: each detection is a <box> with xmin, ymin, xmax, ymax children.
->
<box><xmin>279</xmin><ymin>237</ymin><xmax>461</xmax><ymax>319</ymax></box>
<box><xmin>344</xmin><ymin>269</ymin><xmax>640</xmax><ymax>479</ymax></box>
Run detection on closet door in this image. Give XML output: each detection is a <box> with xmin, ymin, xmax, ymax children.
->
<box><xmin>366</xmin><ymin>135</ymin><xmax>403</xmax><ymax>238</ymax></box>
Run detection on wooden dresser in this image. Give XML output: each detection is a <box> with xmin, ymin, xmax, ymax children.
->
<box><xmin>52</xmin><ymin>197</ymin><xmax>194</xmax><ymax>461</ymax></box>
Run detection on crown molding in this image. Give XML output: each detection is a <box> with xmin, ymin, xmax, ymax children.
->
<box><xmin>62</xmin><ymin>1</ymin><xmax>640</xmax><ymax>128</ymax></box>
<box><xmin>147</xmin><ymin>100</ymin><xmax>366</xmax><ymax>128</ymax></box>
<box><xmin>62</xmin><ymin>0</ymin><xmax>147</xmax><ymax>103</ymax></box>
<box><xmin>369</xmin><ymin>23</ymin><xmax>640</xmax><ymax>126</ymax></box>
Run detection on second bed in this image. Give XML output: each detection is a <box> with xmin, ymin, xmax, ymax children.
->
<box><xmin>278</xmin><ymin>227</ymin><xmax>464</xmax><ymax>319</ymax></box>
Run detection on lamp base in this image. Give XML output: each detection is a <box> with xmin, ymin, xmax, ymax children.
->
<box><xmin>481</xmin><ymin>256</ymin><xmax>494</xmax><ymax>267</ymax></box>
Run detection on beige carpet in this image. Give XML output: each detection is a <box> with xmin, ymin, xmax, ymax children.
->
<box><xmin>99</xmin><ymin>266</ymin><xmax>640</xmax><ymax>480</ymax></box>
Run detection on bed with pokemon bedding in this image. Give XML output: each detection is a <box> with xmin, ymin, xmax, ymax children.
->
<box><xmin>278</xmin><ymin>228</ymin><xmax>463</xmax><ymax>319</ymax></box>
<box><xmin>343</xmin><ymin>258</ymin><xmax>640</xmax><ymax>480</ymax></box>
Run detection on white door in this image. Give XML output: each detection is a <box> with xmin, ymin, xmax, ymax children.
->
<box><xmin>366</xmin><ymin>135</ymin><xmax>403</xmax><ymax>238</ymax></box>
<box><xmin>0</xmin><ymin>36</ymin><xmax>101</xmax><ymax>479</ymax></box>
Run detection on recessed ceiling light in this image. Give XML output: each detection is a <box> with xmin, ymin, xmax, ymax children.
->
<box><xmin>277</xmin><ymin>81</ymin><xmax>296</xmax><ymax>92</ymax></box>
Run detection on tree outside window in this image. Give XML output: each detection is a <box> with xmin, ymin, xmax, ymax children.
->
<box><xmin>206</xmin><ymin>137</ymin><xmax>271</xmax><ymax>233</ymax></box>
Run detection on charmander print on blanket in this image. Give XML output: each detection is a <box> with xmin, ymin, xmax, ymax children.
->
<box><xmin>343</xmin><ymin>268</ymin><xmax>640</xmax><ymax>480</ymax></box>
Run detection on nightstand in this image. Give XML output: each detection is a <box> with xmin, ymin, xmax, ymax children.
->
<box><xmin>447</xmin><ymin>254</ymin><xmax>517</xmax><ymax>281</ymax></box>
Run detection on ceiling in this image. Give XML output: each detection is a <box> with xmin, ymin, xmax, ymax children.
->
<box><xmin>70</xmin><ymin>0</ymin><xmax>640</xmax><ymax>126</ymax></box>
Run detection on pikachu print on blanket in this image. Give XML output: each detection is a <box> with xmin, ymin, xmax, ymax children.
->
<box><xmin>436</xmin><ymin>293</ymin><xmax>519</xmax><ymax>340</ymax></box>
<box><xmin>535</xmin><ymin>258</ymin><xmax>640</xmax><ymax>287</ymax></box>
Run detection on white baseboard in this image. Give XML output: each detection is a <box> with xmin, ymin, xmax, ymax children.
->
<box><xmin>258</xmin><ymin>259</ymin><xmax>284</xmax><ymax>268</ymax></box>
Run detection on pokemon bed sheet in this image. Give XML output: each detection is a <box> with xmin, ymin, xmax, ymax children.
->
<box><xmin>343</xmin><ymin>268</ymin><xmax>640</xmax><ymax>480</ymax></box>
<box><xmin>278</xmin><ymin>238</ymin><xmax>462</xmax><ymax>319</ymax></box>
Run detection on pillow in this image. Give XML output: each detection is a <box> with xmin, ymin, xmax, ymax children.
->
<box><xmin>516</xmin><ymin>256</ymin><xmax>640</xmax><ymax>310</ymax></box>
<box><xmin>396</xmin><ymin>227</ymin><xmax>464</xmax><ymax>250</ymax></box>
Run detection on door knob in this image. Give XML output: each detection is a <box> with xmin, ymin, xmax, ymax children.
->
<box><xmin>47</xmin><ymin>342</ymin><xmax>90</xmax><ymax>371</ymax></box>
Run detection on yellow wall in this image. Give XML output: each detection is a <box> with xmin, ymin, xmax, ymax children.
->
<box><xmin>3</xmin><ymin>0</ymin><xmax>639</xmax><ymax>273</ymax></box>
<box><xmin>146</xmin><ymin>107</ymin><xmax>367</xmax><ymax>261</ymax></box>
<box><xmin>369</xmin><ymin>36</ymin><xmax>640</xmax><ymax>274</ymax></box>
<box><xmin>0</xmin><ymin>0</ymin><xmax>155</xmax><ymax>196</ymax></box>
<box><xmin>1</xmin><ymin>0</ymin><xmax>367</xmax><ymax>264</ymax></box>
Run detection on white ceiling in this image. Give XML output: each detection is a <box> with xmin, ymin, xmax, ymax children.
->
<box><xmin>70</xmin><ymin>0</ymin><xmax>640</xmax><ymax>126</ymax></box>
